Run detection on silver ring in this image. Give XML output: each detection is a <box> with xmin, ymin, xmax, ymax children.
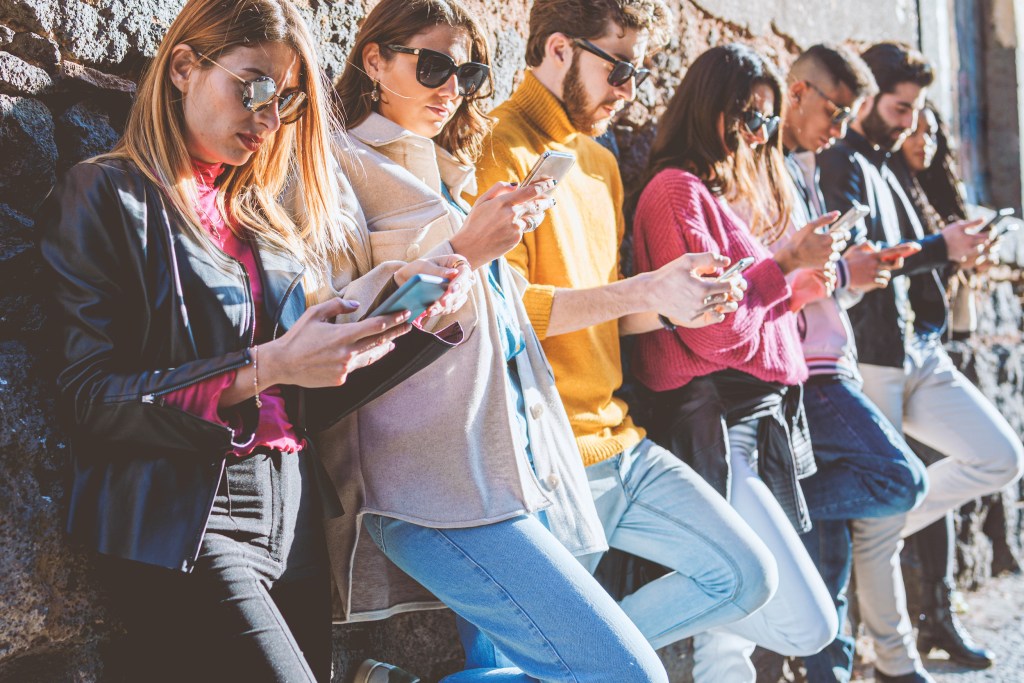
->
<box><xmin>523</xmin><ymin>215</ymin><xmax>541</xmax><ymax>233</ymax></box>
<box><xmin>703</xmin><ymin>294</ymin><xmax>717</xmax><ymax>306</ymax></box>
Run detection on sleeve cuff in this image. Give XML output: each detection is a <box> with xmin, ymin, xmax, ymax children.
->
<box><xmin>747</xmin><ymin>257</ymin><xmax>792</xmax><ymax>309</ymax></box>
<box><xmin>522</xmin><ymin>283</ymin><xmax>557</xmax><ymax>340</ymax></box>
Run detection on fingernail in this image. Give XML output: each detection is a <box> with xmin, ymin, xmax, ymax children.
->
<box><xmin>552</xmin><ymin>198</ymin><xmax>557</xmax><ymax>206</ymax></box>
<box><xmin>344</xmin><ymin>299</ymin><xmax>360</xmax><ymax>308</ymax></box>
<box><xmin>510</xmin><ymin>182</ymin><xmax>519</xmax><ymax>187</ymax></box>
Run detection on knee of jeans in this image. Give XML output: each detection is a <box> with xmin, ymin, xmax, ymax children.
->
<box><xmin>993</xmin><ymin>438</ymin><xmax>1024</xmax><ymax>487</ymax></box>
<box><xmin>775</xmin><ymin>607</ymin><xmax>839</xmax><ymax>658</ymax></box>
<box><xmin>885</xmin><ymin>460</ymin><xmax>929</xmax><ymax>514</ymax></box>
<box><xmin>732</xmin><ymin>543</ymin><xmax>778</xmax><ymax>616</ymax></box>
<box><xmin>609</xmin><ymin>646</ymin><xmax>669</xmax><ymax>683</ymax></box>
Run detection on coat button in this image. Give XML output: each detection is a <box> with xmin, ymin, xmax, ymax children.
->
<box><xmin>544</xmin><ymin>473</ymin><xmax>561</xmax><ymax>490</ymax></box>
<box><xmin>530</xmin><ymin>403</ymin><xmax>545</xmax><ymax>420</ymax></box>
<box><xmin>406</xmin><ymin>244</ymin><xmax>421</xmax><ymax>258</ymax></box>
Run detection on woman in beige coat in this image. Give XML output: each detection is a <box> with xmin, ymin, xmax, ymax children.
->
<box><xmin>311</xmin><ymin>1</ymin><xmax>668</xmax><ymax>681</ymax></box>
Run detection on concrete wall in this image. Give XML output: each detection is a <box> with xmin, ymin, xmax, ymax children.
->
<box><xmin>0</xmin><ymin>1</ymin><xmax>1019</xmax><ymax>682</ymax></box>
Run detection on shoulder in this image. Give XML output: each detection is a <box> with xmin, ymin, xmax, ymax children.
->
<box><xmin>641</xmin><ymin>167</ymin><xmax>711</xmax><ymax>208</ymax></box>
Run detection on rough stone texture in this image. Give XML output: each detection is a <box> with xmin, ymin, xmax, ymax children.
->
<box><xmin>0</xmin><ymin>0</ymin><xmax>1018</xmax><ymax>682</ymax></box>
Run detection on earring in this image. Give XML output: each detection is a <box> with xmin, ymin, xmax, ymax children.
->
<box><xmin>370</xmin><ymin>79</ymin><xmax>381</xmax><ymax>102</ymax></box>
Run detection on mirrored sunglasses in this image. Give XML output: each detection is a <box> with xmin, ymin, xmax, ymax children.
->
<box><xmin>743</xmin><ymin>109</ymin><xmax>780</xmax><ymax>139</ymax></box>
<box><xmin>196</xmin><ymin>50</ymin><xmax>308</xmax><ymax>124</ymax></box>
<box><xmin>386</xmin><ymin>45</ymin><xmax>490</xmax><ymax>97</ymax></box>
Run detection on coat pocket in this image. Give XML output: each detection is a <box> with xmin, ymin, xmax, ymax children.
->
<box><xmin>367</xmin><ymin>211</ymin><xmax>453</xmax><ymax>263</ymax></box>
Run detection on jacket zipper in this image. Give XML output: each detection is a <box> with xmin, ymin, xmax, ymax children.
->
<box><xmin>271</xmin><ymin>268</ymin><xmax>305</xmax><ymax>341</ymax></box>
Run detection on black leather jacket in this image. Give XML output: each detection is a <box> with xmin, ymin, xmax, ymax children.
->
<box><xmin>817</xmin><ymin>130</ymin><xmax>951</xmax><ymax>368</ymax></box>
<box><xmin>40</xmin><ymin>159</ymin><xmax>320</xmax><ymax>572</ymax></box>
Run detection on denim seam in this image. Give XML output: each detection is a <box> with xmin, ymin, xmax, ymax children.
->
<box><xmin>431</xmin><ymin>526</ymin><xmax>579</xmax><ymax>683</ymax></box>
<box><xmin>247</xmin><ymin>574</ymin><xmax>318</xmax><ymax>683</ymax></box>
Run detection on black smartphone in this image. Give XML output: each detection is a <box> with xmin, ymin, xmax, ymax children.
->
<box><xmin>367</xmin><ymin>274</ymin><xmax>450</xmax><ymax>320</ymax></box>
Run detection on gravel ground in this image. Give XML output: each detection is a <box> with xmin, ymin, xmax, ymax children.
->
<box><xmin>854</xmin><ymin>572</ymin><xmax>1024</xmax><ymax>682</ymax></box>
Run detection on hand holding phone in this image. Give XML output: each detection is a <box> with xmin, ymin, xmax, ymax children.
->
<box><xmin>520</xmin><ymin>151</ymin><xmax>575</xmax><ymax>199</ymax></box>
<box><xmin>367</xmin><ymin>274</ymin><xmax>450</xmax><ymax>320</ymax></box>
<box><xmin>968</xmin><ymin>207</ymin><xmax>1014</xmax><ymax>234</ymax></box>
<box><xmin>877</xmin><ymin>242</ymin><xmax>922</xmax><ymax>263</ymax></box>
<box><xmin>716</xmin><ymin>256</ymin><xmax>755</xmax><ymax>281</ymax></box>
<box><xmin>816</xmin><ymin>204</ymin><xmax>869</xmax><ymax>235</ymax></box>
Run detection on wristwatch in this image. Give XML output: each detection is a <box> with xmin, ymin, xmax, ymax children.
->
<box><xmin>658</xmin><ymin>314</ymin><xmax>677</xmax><ymax>331</ymax></box>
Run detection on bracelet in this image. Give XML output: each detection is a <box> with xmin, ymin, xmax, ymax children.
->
<box><xmin>252</xmin><ymin>344</ymin><xmax>262</xmax><ymax>409</ymax></box>
<box><xmin>657</xmin><ymin>313</ymin><xmax>677</xmax><ymax>331</ymax></box>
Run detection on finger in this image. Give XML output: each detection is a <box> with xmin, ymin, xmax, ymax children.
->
<box><xmin>342</xmin><ymin>310</ymin><xmax>413</xmax><ymax>341</ymax></box>
<box><xmin>475</xmin><ymin>181</ymin><xmax>519</xmax><ymax>205</ymax></box>
<box><xmin>685</xmin><ymin>251</ymin><xmax>731</xmax><ymax>275</ymax></box>
<box><xmin>502</xmin><ymin>179</ymin><xmax>555</xmax><ymax>205</ymax></box>
<box><xmin>807</xmin><ymin>211</ymin><xmax>841</xmax><ymax>233</ymax></box>
<box><xmin>307</xmin><ymin>297</ymin><xmax>361</xmax><ymax>322</ymax></box>
<box><xmin>348</xmin><ymin>321</ymin><xmax>414</xmax><ymax>356</ymax></box>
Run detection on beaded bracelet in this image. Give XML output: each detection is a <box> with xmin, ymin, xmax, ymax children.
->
<box><xmin>252</xmin><ymin>344</ymin><xmax>262</xmax><ymax>408</ymax></box>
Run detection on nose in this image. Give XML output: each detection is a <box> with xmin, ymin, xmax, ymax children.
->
<box><xmin>439</xmin><ymin>72</ymin><xmax>459</xmax><ymax>99</ymax></box>
<box><xmin>256</xmin><ymin>99</ymin><xmax>282</xmax><ymax>133</ymax></box>
<box><xmin>613</xmin><ymin>75</ymin><xmax>637</xmax><ymax>103</ymax></box>
<box><xmin>831</xmin><ymin>119</ymin><xmax>848</xmax><ymax>139</ymax></box>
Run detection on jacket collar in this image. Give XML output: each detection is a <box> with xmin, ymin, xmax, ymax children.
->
<box><xmin>348</xmin><ymin>112</ymin><xmax>477</xmax><ymax>199</ymax></box>
<box><xmin>845</xmin><ymin>128</ymin><xmax>891</xmax><ymax>168</ymax></box>
<box><xmin>506</xmin><ymin>71</ymin><xmax>578</xmax><ymax>145</ymax></box>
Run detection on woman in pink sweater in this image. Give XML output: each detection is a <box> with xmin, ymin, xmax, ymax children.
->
<box><xmin>631</xmin><ymin>43</ymin><xmax>846</xmax><ymax>682</ymax></box>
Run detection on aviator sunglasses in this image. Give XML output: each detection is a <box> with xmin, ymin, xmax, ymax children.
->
<box><xmin>386</xmin><ymin>45</ymin><xmax>490</xmax><ymax>97</ymax></box>
<box><xmin>742</xmin><ymin>109</ymin><xmax>780</xmax><ymax>139</ymax></box>
<box><xmin>572</xmin><ymin>38</ymin><xmax>652</xmax><ymax>88</ymax></box>
<box><xmin>195</xmin><ymin>50</ymin><xmax>308</xmax><ymax>124</ymax></box>
<box><xmin>803</xmin><ymin>80</ymin><xmax>854</xmax><ymax>127</ymax></box>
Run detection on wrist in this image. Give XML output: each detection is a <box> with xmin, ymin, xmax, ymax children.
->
<box><xmin>629</xmin><ymin>270</ymin><xmax>660</xmax><ymax>311</ymax></box>
<box><xmin>774</xmin><ymin>249</ymin><xmax>797</xmax><ymax>275</ymax></box>
<box><xmin>256</xmin><ymin>339</ymin><xmax>284</xmax><ymax>389</ymax></box>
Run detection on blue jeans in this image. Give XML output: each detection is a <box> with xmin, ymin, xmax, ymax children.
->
<box><xmin>798</xmin><ymin>379</ymin><xmax>927</xmax><ymax>683</ymax></box>
<box><xmin>363</xmin><ymin>513</ymin><xmax>667</xmax><ymax>682</ymax></box>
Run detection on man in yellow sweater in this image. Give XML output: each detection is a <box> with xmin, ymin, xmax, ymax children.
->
<box><xmin>471</xmin><ymin>0</ymin><xmax>783</xmax><ymax>656</ymax></box>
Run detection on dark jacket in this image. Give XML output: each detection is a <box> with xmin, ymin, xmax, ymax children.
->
<box><xmin>40</xmin><ymin>159</ymin><xmax>448</xmax><ymax>573</ymax></box>
<box><xmin>817</xmin><ymin>130</ymin><xmax>951</xmax><ymax>368</ymax></box>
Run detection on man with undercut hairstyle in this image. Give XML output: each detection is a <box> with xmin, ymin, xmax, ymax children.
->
<box><xmin>778</xmin><ymin>43</ymin><xmax>929</xmax><ymax>683</ymax></box>
<box><xmin>469</xmin><ymin>0</ymin><xmax>792</xmax><ymax>659</ymax></box>
<box><xmin>817</xmin><ymin>42</ymin><xmax>1024</xmax><ymax>683</ymax></box>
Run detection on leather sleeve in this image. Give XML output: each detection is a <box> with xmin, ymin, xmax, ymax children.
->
<box><xmin>39</xmin><ymin>162</ymin><xmax>250</xmax><ymax>454</ymax></box>
<box><xmin>895</xmin><ymin>233</ymin><xmax>950</xmax><ymax>277</ymax></box>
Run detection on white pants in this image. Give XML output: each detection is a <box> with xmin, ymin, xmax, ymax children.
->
<box><xmin>854</xmin><ymin>337</ymin><xmax>1024</xmax><ymax>675</ymax></box>
<box><xmin>692</xmin><ymin>421</ymin><xmax>838</xmax><ymax>682</ymax></box>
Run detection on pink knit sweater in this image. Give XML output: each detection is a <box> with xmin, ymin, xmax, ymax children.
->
<box><xmin>631</xmin><ymin>168</ymin><xmax>808</xmax><ymax>391</ymax></box>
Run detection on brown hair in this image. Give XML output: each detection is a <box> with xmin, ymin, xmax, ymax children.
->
<box><xmin>913</xmin><ymin>102</ymin><xmax>968</xmax><ymax>230</ymax></box>
<box><xmin>335</xmin><ymin>0</ymin><xmax>493</xmax><ymax>164</ymax></box>
<box><xmin>525</xmin><ymin>0</ymin><xmax>671</xmax><ymax>67</ymax></box>
<box><xmin>99</xmin><ymin>0</ymin><xmax>346</xmax><ymax>275</ymax></box>
<box><xmin>641</xmin><ymin>43</ymin><xmax>792</xmax><ymax>243</ymax></box>
<box><xmin>861</xmin><ymin>42</ymin><xmax>934</xmax><ymax>95</ymax></box>
<box><xmin>791</xmin><ymin>43</ymin><xmax>877</xmax><ymax>99</ymax></box>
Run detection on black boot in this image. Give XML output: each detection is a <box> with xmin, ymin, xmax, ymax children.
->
<box><xmin>916</xmin><ymin>579</ymin><xmax>995</xmax><ymax>669</ymax></box>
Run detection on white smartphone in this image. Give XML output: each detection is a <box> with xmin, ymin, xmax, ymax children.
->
<box><xmin>520</xmin><ymin>150</ymin><xmax>576</xmax><ymax>198</ymax></box>
<box><xmin>717</xmin><ymin>256</ymin><xmax>755</xmax><ymax>281</ymax></box>
<box><xmin>817</xmin><ymin>203</ymin><xmax>870</xmax><ymax>235</ymax></box>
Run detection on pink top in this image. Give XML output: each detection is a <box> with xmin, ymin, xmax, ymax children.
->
<box><xmin>631</xmin><ymin>168</ymin><xmax>808</xmax><ymax>391</ymax></box>
<box><xmin>162</xmin><ymin>160</ymin><xmax>303</xmax><ymax>456</ymax></box>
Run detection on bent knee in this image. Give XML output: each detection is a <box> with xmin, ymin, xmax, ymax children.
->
<box><xmin>732</xmin><ymin>544</ymin><xmax>778</xmax><ymax>616</ymax></box>
<box><xmin>885</xmin><ymin>464</ymin><xmax>929</xmax><ymax>514</ymax></box>
<box><xmin>774</xmin><ymin>610</ymin><xmax>838</xmax><ymax>657</ymax></box>
<box><xmin>980</xmin><ymin>437</ymin><xmax>1024</xmax><ymax>488</ymax></box>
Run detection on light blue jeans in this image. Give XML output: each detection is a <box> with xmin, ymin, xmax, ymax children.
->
<box><xmin>363</xmin><ymin>513</ymin><xmax>668</xmax><ymax>682</ymax></box>
<box><xmin>585</xmin><ymin>438</ymin><xmax>779</xmax><ymax>650</ymax></box>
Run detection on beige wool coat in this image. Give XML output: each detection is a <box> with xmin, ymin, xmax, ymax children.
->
<box><xmin>313</xmin><ymin>113</ymin><xmax>607</xmax><ymax>622</ymax></box>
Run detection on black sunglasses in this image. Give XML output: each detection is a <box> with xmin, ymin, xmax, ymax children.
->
<box><xmin>386</xmin><ymin>45</ymin><xmax>490</xmax><ymax>97</ymax></box>
<box><xmin>742</xmin><ymin>109</ymin><xmax>780</xmax><ymax>139</ymax></box>
<box><xmin>195</xmin><ymin>50</ymin><xmax>308</xmax><ymax>124</ymax></box>
<box><xmin>803</xmin><ymin>80</ymin><xmax>854</xmax><ymax>127</ymax></box>
<box><xmin>571</xmin><ymin>38</ymin><xmax>651</xmax><ymax>88</ymax></box>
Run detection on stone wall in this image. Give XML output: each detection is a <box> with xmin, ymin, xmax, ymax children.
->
<box><xmin>0</xmin><ymin>1</ymin><xmax>1011</xmax><ymax>682</ymax></box>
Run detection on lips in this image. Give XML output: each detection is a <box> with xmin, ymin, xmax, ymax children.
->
<box><xmin>426</xmin><ymin>104</ymin><xmax>450</xmax><ymax>119</ymax></box>
<box><xmin>238</xmin><ymin>133</ymin><xmax>263</xmax><ymax>152</ymax></box>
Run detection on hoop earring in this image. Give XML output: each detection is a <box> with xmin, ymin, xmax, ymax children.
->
<box><xmin>370</xmin><ymin>79</ymin><xmax>381</xmax><ymax>102</ymax></box>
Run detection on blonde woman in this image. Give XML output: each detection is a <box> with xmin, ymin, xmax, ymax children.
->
<box><xmin>39</xmin><ymin>1</ymin><xmax>469</xmax><ymax>681</ymax></box>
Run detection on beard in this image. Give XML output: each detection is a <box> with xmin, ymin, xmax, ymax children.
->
<box><xmin>860</xmin><ymin>102</ymin><xmax>906</xmax><ymax>151</ymax></box>
<box><xmin>563</xmin><ymin>55</ymin><xmax>619</xmax><ymax>136</ymax></box>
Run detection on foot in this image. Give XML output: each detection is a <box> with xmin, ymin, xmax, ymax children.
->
<box><xmin>917</xmin><ymin>586</ymin><xmax>995</xmax><ymax>669</ymax></box>
<box><xmin>874</xmin><ymin>667</ymin><xmax>936</xmax><ymax>683</ymax></box>
<box><xmin>351</xmin><ymin>659</ymin><xmax>421</xmax><ymax>683</ymax></box>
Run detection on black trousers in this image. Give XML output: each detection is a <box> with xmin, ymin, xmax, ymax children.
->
<box><xmin>99</xmin><ymin>450</ymin><xmax>331</xmax><ymax>683</ymax></box>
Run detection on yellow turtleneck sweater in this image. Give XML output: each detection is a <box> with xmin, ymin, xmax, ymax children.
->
<box><xmin>472</xmin><ymin>71</ymin><xmax>644</xmax><ymax>466</ymax></box>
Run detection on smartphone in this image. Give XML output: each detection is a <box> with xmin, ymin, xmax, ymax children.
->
<box><xmin>878</xmin><ymin>242</ymin><xmax>923</xmax><ymax>263</ymax></box>
<box><xmin>367</xmin><ymin>274</ymin><xmax>450</xmax><ymax>320</ymax></box>
<box><xmin>973</xmin><ymin>207</ymin><xmax>1015</xmax><ymax>234</ymax></box>
<box><xmin>717</xmin><ymin>256</ymin><xmax>755</xmax><ymax>281</ymax></box>
<box><xmin>817</xmin><ymin>203</ymin><xmax>870</xmax><ymax>235</ymax></box>
<box><xmin>991</xmin><ymin>220</ymin><xmax>1020</xmax><ymax>239</ymax></box>
<box><xmin>520</xmin><ymin>151</ymin><xmax>576</xmax><ymax>198</ymax></box>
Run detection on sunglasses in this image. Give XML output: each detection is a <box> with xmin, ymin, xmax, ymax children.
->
<box><xmin>742</xmin><ymin>109</ymin><xmax>780</xmax><ymax>139</ymax></box>
<box><xmin>571</xmin><ymin>38</ymin><xmax>652</xmax><ymax>88</ymax></box>
<box><xmin>386</xmin><ymin>45</ymin><xmax>490</xmax><ymax>97</ymax></box>
<box><xmin>803</xmin><ymin>80</ymin><xmax>854</xmax><ymax>127</ymax></box>
<box><xmin>195</xmin><ymin>50</ymin><xmax>308</xmax><ymax>124</ymax></box>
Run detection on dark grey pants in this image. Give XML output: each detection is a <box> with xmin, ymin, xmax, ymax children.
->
<box><xmin>101</xmin><ymin>450</ymin><xmax>330</xmax><ymax>683</ymax></box>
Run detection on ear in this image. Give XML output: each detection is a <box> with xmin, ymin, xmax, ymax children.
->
<box><xmin>546</xmin><ymin>32</ymin><xmax>574</xmax><ymax>67</ymax></box>
<box><xmin>169</xmin><ymin>44</ymin><xmax>200</xmax><ymax>94</ymax></box>
<box><xmin>362</xmin><ymin>42</ymin><xmax>383</xmax><ymax>80</ymax></box>
<box><xmin>788</xmin><ymin>80</ymin><xmax>806</xmax><ymax>105</ymax></box>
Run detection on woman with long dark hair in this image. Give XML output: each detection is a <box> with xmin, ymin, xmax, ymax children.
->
<box><xmin>39</xmin><ymin>1</ymin><xmax>468</xmax><ymax>680</ymax></box>
<box><xmin>630</xmin><ymin>43</ymin><xmax>842</xmax><ymax>681</ymax></box>
<box><xmin>317</xmin><ymin>0</ymin><xmax>667</xmax><ymax>681</ymax></box>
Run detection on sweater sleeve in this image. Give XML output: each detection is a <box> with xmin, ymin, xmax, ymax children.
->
<box><xmin>634</xmin><ymin>171</ymin><xmax>792</xmax><ymax>365</ymax></box>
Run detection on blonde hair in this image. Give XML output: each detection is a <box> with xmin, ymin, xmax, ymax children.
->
<box><xmin>98</xmin><ymin>0</ymin><xmax>349</xmax><ymax>279</ymax></box>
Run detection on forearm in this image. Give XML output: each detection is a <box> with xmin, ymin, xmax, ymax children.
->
<box><xmin>545</xmin><ymin>273</ymin><xmax>656</xmax><ymax>338</ymax></box>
